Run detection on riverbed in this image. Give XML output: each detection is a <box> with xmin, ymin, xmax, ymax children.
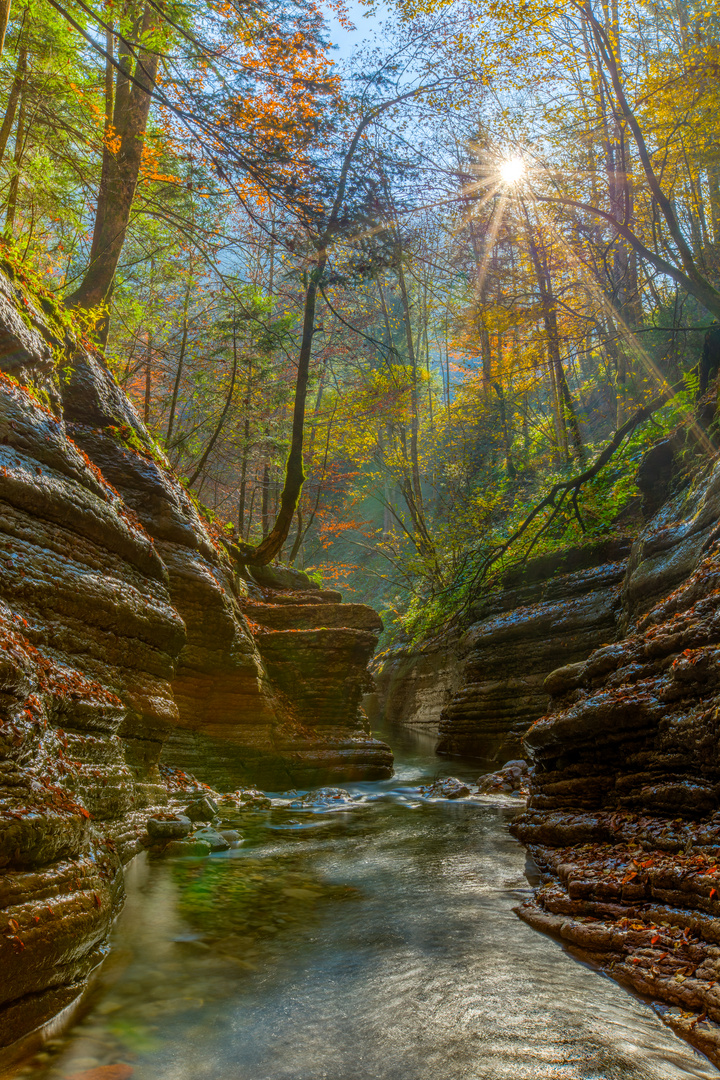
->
<box><xmin>14</xmin><ymin>725</ymin><xmax>718</xmax><ymax>1080</ymax></box>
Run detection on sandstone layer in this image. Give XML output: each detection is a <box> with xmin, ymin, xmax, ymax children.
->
<box><xmin>373</xmin><ymin>540</ymin><xmax>631</xmax><ymax>763</ymax></box>
<box><xmin>0</xmin><ymin>267</ymin><xmax>390</xmax><ymax>1058</ymax></box>
<box><xmin>369</xmin><ymin>639</ymin><xmax>462</xmax><ymax>734</ymax></box>
<box><xmin>512</xmin><ymin>453</ymin><xmax>720</xmax><ymax>1066</ymax></box>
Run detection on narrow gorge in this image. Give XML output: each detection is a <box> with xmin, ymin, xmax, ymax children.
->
<box><xmin>372</xmin><ymin>382</ymin><xmax>720</xmax><ymax>1067</ymax></box>
<box><xmin>3</xmin><ymin>265</ymin><xmax>720</xmax><ymax>1077</ymax></box>
<box><xmin>0</xmin><ymin>267</ymin><xmax>390</xmax><ymax>1060</ymax></box>
<box><xmin>0</xmin><ymin>0</ymin><xmax>718</xmax><ymax>1071</ymax></box>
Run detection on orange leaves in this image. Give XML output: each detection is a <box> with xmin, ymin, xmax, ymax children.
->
<box><xmin>103</xmin><ymin>124</ymin><xmax>122</xmax><ymax>155</ymax></box>
<box><xmin>139</xmin><ymin>138</ymin><xmax>181</xmax><ymax>187</ymax></box>
<box><xmin>66</xmin><ymin>1066</ymin><xmax>134</xmax><ymax>1080</ymax></box>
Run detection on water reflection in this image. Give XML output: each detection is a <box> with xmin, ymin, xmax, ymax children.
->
<box><xmin>13</xmin><ymin>723</ymin><xmax>718</xmax><ymax>1080</ymax></box>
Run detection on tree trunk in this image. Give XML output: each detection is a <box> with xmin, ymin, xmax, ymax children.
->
<box><xmin>238</xmin><ymin>414</ymin><xmax>250</xmax><ymax>538</ymax></box>
<box><xmin>261</xmin><ymin>461</ymin><xmax>270</xmax><ymax>537</ymax></box>
<box><xmin>4</xmin><ymin>75</ymin><xmax>26</xmax><ymax>235</ymax></box>
<box><xmin>66</xmin><ymin>3</ymin><xmax>158</xmax><ymax>310</ymax></box>
<box><xmin>143</xmin><ymin>331</ymin><xmax>152</xmax><ymax>425</ymax></box>
<box><xmin>0</xmin><ymin>0</ymin><xmax>12</xmax><ymax>56</ymax></box>
<box><xmin>288</xmin><ymin>503</ymin><xmax>303</xmax><ymax>564</ymax></box>
<box><xmin>396</xmin><ymin>250</ymin><xmax>424</xmax><ymax>516</ymax></box>
<box><xmin>166</xmin><ymin>278</ymin><xmax>191</xmax><ymax>446</ymax></box>
<box><xmin>225</xmin><ymin>105</ymin><xmax>397</xmax><ymax>567</ymax></box>
<box><xmin>238</xmin><ymin>263</ymin><xmax>323</xmax><ymax>564</ymax></box>
<box><xmin>0</xmin><ymin>43</ymin><xmax>26</xmax><ymax>169</ymax></box>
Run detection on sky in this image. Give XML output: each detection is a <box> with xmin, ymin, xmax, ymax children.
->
<box><xmin>326</xmin><ymin>0</ymin><xmax>388</xmax><ymax>59</ymax></box>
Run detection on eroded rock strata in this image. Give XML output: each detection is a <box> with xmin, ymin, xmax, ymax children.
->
<box><xmin>373</xmin><ymin>540</ymin><xmax>632</xmax><ymax>762</ymax></box>
<box><xmin>512</xmin><ymin>457</ymin><xmax>720</xmax><ymax>1065</ymax></box>
<box><xmin>369</xmin><ymin>638</ymin><xmax>462</xmax><ymax>734</ymax></box>
<box><xmin>0</xmin><ymin>269</ymin><xmax>389</xmax><ymax>1056</ymax></box>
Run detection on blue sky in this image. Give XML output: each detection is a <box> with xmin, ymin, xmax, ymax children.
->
<box><xmin>327</xmin><ymin>0</ymin><xmax>387</xmax><ymax>59</ymax></box>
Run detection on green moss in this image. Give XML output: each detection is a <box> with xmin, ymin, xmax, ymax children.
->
<box><xmin>106</xmin><ymin>423</ymin><xmax>170</xmax><ymax>469</ymax></box>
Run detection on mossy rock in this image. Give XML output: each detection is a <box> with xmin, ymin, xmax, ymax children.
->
<box><xmin>248</xmin><ymin>564</ymin><xmax>319</xmax><ymax>592</ymax></box>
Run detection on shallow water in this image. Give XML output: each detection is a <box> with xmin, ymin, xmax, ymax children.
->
<box><xmin>17</xmin><ymin>725</ymin><xmax>719</xmax><ymax>1079</ymax></box>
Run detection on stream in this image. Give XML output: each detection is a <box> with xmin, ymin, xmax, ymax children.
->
<box><xmin>15</xmin><ymin>724</ymin><xmax>718</xmax><ymax>1080</ymax></box>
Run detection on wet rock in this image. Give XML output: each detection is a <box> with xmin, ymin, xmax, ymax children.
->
<box><xmin>146</xmin><ymin>815</ymin><xmax>192</xmax><ymax>840</ymax></box>
<box><xmin>477</xmin><ymin>759</ymin><xmax>529</xmax><ymax>795</ymax></box>
<box><xmin>420</xmin><ymin>777</ymin><xmax>471</xmax><ymax>800</ymax></box>
<box><xmin>219</xmin><ymin>829</ymin><xmax>242</xmax><ymax>842</ymax></box>
<box><xmin>0</xmin><ymin>266</ymin><xmax>391</xmax><ymax>1053</ymax></box>
<box><xmin>164</xmin><ymin>839</ymin><xmax>212</xmax><ymax>857</ymax></box>
<box><xmin>436</xmin><ymin>541</ymin><xmax>632</xmax><ymax>760</ymax></box>
<box><xmin>373</xmin><ymin>540</ymin><xmax>632</xmax><ymax>757</ymax></box>
<box><xmin>292</xmin><ymin>787</ymin><xmax>354</xmax><ymax>807</ymax></box>
<box><xmin>184</xmin><ymin>796</ymin><xmax>219</xmax><ymax>822</ymax></box>
<box><xmin>510</xmin><ymin>438</ymin><xmax>720</xmax><ymax>1066</ymax></box>
<box><xmin>235</xmin><ymin>788</ymin><xmax>272</xmax><ymax>809</ymax></box>
<box><xmin>192</xmin><ymin>827</ymin><xmax>230</xmax><ymax>851</ymax></box>
<box><xmin>368</xmin><ymin>640</ymin><xmax>462</xmax><ymax>735</ymax></box>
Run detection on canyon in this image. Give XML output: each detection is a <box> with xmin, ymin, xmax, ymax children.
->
<box><xmin>4</xmin><ymin>258</ymin><xmax>720</xmax><ymax>1070</ymax></box>
<box><xmin>0</xmin><ymin>267</ymin><xmax>390</xmax><ymax>1059</ymax></box>
<box><xmin>373</xmin><ymin>383</ymin><xmax>720</xmax><ymax>1063</ymax></box>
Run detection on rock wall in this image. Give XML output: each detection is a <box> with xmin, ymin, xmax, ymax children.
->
<box><xmin>368</xmin><ymin>640</ymin><xmax>462</xmax><ymax>734</ymax></box>
<box><xmin>165</xmin><ymin>589</ymin><xmax>393</xmax><ymax>788</ymax></box>
<box><xmin>373</xmin><ymin>540</ymin><xmax>631</xmax><ymax>763</ymax></box>
<box><xmin>512</xmin><ymin>456</ymin><xmax>720</xmax><ymax>1065</ymax></box>
<box><xmin>0</xmin><ymin>268</ymin><xmax>389</xmax><ymax>1058</ymax></box>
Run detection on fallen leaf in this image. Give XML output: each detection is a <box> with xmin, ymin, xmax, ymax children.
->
<box><xmin>66</xmin><ymin>1065</ymin><xmax>134</xmax><ymax>1080</ymax></box>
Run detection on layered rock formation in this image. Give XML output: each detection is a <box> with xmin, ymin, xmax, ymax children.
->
<box><xmin>369</xmin><ymin>639</ymin><xmax>462</xmax><ymax>734</ymax></box>
<box><xmin>512</xmin><ymin>456</ymin><xmax>720</xmax><ymax>1064</ymax></box>
<box><xmin>373</xmin><ymin>540</ymin><xmax>632</xmax><ymax>763</ymax></box>
<box><xmin>436</xmin><ymin>539</ymin><xmax>633</xmax><ymax>761</ymax></box>
<box><xmin>166</xmin><ymin>589</ymin><xmax>392</xmax><ymax>788</ymax></box>
<box><xmin>0</xmin><ymin>267</ymin><xmax>389</xmax><ymax>1058</ymax></box>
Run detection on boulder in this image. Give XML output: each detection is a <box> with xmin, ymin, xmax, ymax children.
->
<box><xmin>192</xmin><ymin>827</ymin><xmax>230</xmax><ymax>851</ymax></box>
<box><xmin>146</xmin><ymin>815</ymin><xmax>192</xmax><ymax>840</ymax></box>
<box><xmin>247</xmin><ymin>564</ymin><xmax>319</xmax><ymax>592</ymax></box>
<box><xmin>163</xmin><ymin>839</ymin><xmax>212</xmax><ymax>857</ymax></box>
<box><xmin>420</xmin><ymin>777</ymin><xmax>471</xmax><ymax>800</ymax></box>
<box><xmin>296</xmin><ymin>787</ymin><xmax>353</xmax><ymax>806</ymax></box>
<box><xmin>477</xmin><ymin>759</ymin><xmax>529</xmax><ymax>795</ymax></box>
<box><xmin>184</xmin><ymin>796</ymin><xmax>219</xmax><ymax>822</ymax></box>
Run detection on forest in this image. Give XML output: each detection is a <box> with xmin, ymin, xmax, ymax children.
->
<box><xmin>0</xmin><ymin>0</ymin><xmax>717</xmax><ymax>643</ymax></box>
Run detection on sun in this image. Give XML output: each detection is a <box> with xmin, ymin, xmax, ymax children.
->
<box><xmin>499</xmin><ymin>157</ymin><xmax>525</xmax><ymax>185</ymax></box>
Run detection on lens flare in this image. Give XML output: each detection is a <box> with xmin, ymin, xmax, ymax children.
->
<box><xmin>499</xmin><ymin>157</ymin><xmax>525</xmax><ymax>185</ymax></box>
